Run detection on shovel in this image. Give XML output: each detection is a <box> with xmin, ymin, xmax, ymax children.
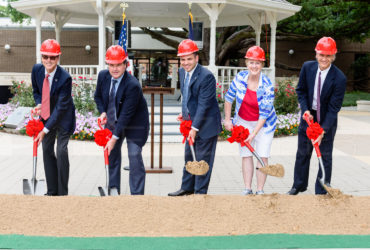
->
<box><xmin>185</xmin><ymin>137</ymin><xmax>209</xmax><ymax>175</ymax></box>
<box><xmin>97</xmin><ymin>118</ymin><xmax>112</xmax><ymax>196</ymax></box>
<box><xmin>23</xmin><ymin>113</ymin><xmax>46</xmax><ymax>195</ymax></box>
<box><xmin>244</xmin><ymin>141</ymin><xmax>285</xmax><ymax>177</ymax></box>
<box><xmin>98</xmin><ymin>148</ymin><xmax>111</xmax><ymax>196</ymax></box>
<box><xmin>303</xmin><ymin>114</ymin><xmax>342</xmax><ymax>197</ymax></box>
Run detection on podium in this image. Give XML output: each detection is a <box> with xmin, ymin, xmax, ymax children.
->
<box><xmin>142</xmin><ymin>87</ymin><xmax>175</xmax><ymax>173</ymax></box>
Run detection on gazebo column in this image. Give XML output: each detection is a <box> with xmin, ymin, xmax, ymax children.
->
<box><xmin>35</xmin><ymin>7</ymin><xmax>47</xmax><ymax>63</ymax></box>
<box><xmin>54</xmin><ymin>11</ymin><xmax>71</xmax><ymax>45</ymax></box>
<box><xmin>198</xmin><ymin>3</ymin><xmax>225</xmax><ymax>75</ymax></box>
<box><xmin>246</xmin><ymin>14</ymin><xmax>262</xmax><ymax>46</ymax></box>
<box><xmin>96</xmin><ymin>0</ymin><xmax>106</xmax><ymax>71</ymax></box>
<box><xmin>266</xmin><ymin>11</ymin><xmax>277</xmax><ymax>84</ymax></box>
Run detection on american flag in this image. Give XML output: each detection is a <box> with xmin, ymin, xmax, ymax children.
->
<box><xmin>188</xmin><ymin>11</ymin><xmax>193</xmax><ymax>40</ymax></box>
<box><xmin>118</xmin><ymin>19</ymin><xmax>127</xmax><ymax>52</ymax></box>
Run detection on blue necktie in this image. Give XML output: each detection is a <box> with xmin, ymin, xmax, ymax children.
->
<box><xmin>182</xmin><ymin>72</ymin><xmax>190</xmax><ymax>120</ymax></box>
<box><xmin>106</xmin><ymin>79</ymin><xmax>118</xmax><ymax>130</ymax></box>
<box><xmin>317</xmin><ymin>72</ymin><xmax>321</xmax><ymax>123</ymax></box>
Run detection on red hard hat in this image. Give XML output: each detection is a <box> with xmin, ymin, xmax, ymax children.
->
<box><xmin>105</xmin><ymin>45</ymin><xmax>128</xmax><ymax>64</ymax></box>
<box><xmin>245</xmin><ymin>46</ymin><xmax>265</xmax><ymax>61</ymax></box>
<box><xmin>40</xmin><ymin>39</ymin><xmax>61</xmax><ymax>56</ymax></box>
<box><xmin>315</xmin><ymin>37</ymin><xmax>337</xmax><ymax>55</ymax></box>
<box><xmin>177</xmin><ymin>39</ymin><xmax>199</xmax><ymax>57</ymax></box>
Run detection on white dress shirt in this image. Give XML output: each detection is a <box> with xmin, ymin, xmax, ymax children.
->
<box><xmin>312</xmin><ymin>65</ymin><xmax>331</xmax><ymax>110</ymax></box>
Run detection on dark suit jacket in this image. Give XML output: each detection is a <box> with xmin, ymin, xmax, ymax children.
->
<box><xmin>179</xmin><ymin>64</ymin><xmax>222</xmax><ymax>139</ymax></box>
<box><xmin>296</xmin><ymin>61</ymin><xmax>347</xmax><ymax>133</ymax></box>
<box><xmin>94</xmin><ymin>70</ymin><xmax>149</xmax><ymax>147</ymax></box>
<box><xmin>31</xmin><ymin>64</ymin><xmax>76</xmax><ymax>134</ymax></box>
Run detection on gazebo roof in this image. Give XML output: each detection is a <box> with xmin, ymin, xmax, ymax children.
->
<box><xmin>12</xmin><ymin>0</ymin><xmax>301</xmax><ymax>27</ymax></box>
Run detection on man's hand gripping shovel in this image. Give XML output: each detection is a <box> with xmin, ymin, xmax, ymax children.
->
<box><xmin>303</xmin><ymin>113</ymin><xmax>342</xmax><ymax>197</ymax></box>
<box><xmin>23</xmin><ymin>110</ymin><xmax>46</xmax><ymax>195</ymax></box>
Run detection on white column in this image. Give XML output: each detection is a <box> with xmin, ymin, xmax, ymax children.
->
<box><xmin>54</xmin><ymin>11</ymin><xmax>71</xmax><ymax>45</ymax></box>
<box><xmin>209</xmin><ymin>15</ymin><xmax>217</xmax><ymax>74</ymax></box>
<box><xmin>198</xmin><ymin>3</ymin><xmax>225</xmax><ymax>75</ymax></box>
<box><xmin>269</xmin><ymin>13</ymin><xmax>277</xmax><ymax>85</ymax></box>
<box><xmin>255</xmin><ymin>27</ymin><xmax>261</xmax><ymax>46</ymax></box>
<box><xmin>35</xmin><ymin>7</ymin><xmax>47</xmax><ymax>63</ymax></box>
<box><xmin>97</xmin><ymin>0</ymin><xmax>106</xmax><ymax>71</ymax></box>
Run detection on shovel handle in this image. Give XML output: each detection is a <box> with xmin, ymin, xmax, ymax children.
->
<box><xmin>104</xmin><ymin>149</ymin><xmax>109</xmax><ymax>165</ymax></box>
<box><xmin>303</xmin><ymin>113</ymin><xmax>313</xmax><ymax>126</ymax></box>
<box><xmin>33</xmin><ymin>136</ymin><xmax>37</xmax><ymax>157</ymax></box>
<box><xmin>188</xmin><ymin>137</ymin><xmax>197</xmax><ymax>161</ymax></box>
<box><xmin>244</xmin><ymin>141</ymin><xmax>266</xmax><ymax>168</ymax></box>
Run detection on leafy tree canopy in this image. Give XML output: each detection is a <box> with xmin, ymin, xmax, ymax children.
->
<box><xmin>0</xmin><ymin>0</ymin><xmax>30</xmax><ymax>23</ymax></box>
<box><xmin>279</xmin><ymin>0</ymin><xmax>370</xmax><ymax>42</ymax></box>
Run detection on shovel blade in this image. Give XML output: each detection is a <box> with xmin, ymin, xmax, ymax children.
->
<box><xmin>98</xmin><ymin>186</ymin><xmax>109</xmax><ymax>196</ymax></box>
<box><xmin>23</xmin><ymin>179</ymin><xmax>46</xmax><ymax>195</ymax></box>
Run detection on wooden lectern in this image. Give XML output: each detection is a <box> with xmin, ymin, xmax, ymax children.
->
<box><xmin>142</xmin><ymin>87</ymin><xmax>175</xmax><ymax>173</ymax></box>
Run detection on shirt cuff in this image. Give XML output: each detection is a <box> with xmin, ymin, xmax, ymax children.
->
<box><xmin>113</xmin><ymin>135</ymin><xmax>120</xmax><ymax>140</ymax></box>
<box><xmin>191</xmin><ymin>126</ymin><xmax>199</xmax><ymax>132</ymax></box>
<box><xmin>43</xmin><ymin>127</ymin><xmax>49</xmax><ymax>134</ymax></box>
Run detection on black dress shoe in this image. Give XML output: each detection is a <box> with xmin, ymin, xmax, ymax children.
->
<box><xmin>287</xmin><ymin>187</ymin><xmax>307</xmax><ymax>195</ymax></box>
<box><xmin>168</xmin><ymin>189</ymin><xmax>194</xmax><ymax>196</ymax></box>
<box><xmin>287</xmin><ymin>188</ymin><xmax>300</xmax><ymax>195</ymax></box>
<box><xmin>44</xmin><ymin>193</ymin><xmax>57</xmax><ymax>196</ymax></box>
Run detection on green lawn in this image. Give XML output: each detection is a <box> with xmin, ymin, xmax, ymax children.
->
<box><xmin>343</xmin><ymin>91</ymin><xmax>370</xmax><ymax>106</ymax></box>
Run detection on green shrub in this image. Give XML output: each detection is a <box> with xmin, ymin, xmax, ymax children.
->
<box><xmin>9</xmin><ymin>80</ymin><xmax>35</xmax><ymax>107</ymax></box>
<box><xmin>72</xmin><ymin>76</ymin><xmax>97</xmax><ymax>115</ymax></box>
<box><xmin>274</xmin><ymin>79</ymin><xmax>299</xmax><ymax>115</ymax></box>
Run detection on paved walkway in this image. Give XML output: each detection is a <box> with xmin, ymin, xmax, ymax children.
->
<box><xmin>0</xmin><ymin>110</ymin><xmax>369</xmax><ymax>196</ymax></box>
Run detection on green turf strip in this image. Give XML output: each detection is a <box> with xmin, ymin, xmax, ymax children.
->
<box><xmin>0</xmin><ymin>234</ymin><xmax>369</xmax><ymax>249</ymax></box>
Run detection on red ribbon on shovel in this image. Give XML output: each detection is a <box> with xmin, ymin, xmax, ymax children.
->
<box><xmin>25</xmin><ymin>110</ymin><xmax>44</xmax><ymax>157</ymax></box>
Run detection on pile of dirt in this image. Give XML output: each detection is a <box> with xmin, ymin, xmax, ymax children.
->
<box><xmin>0</xmin><ymin>194</ymin><xmax>369</xmax><ymax>237</ymax></box>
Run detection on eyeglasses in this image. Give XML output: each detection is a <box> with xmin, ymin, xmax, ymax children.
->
<box><xmin>42</xmin><ymin>55</ymin><xmax>58</xmax><ymax>61</ymax></box>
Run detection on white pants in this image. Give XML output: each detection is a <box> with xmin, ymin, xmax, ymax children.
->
<box><xmin>235</xmin><ymin>115</ymin><xmax>274</xmax><ymax>158</ymax></box>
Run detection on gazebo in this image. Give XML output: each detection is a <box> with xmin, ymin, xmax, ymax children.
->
<box><xmin>11</xmin><ymin>0</ymin><xmax>301</xmax><ymax>86</ymax></box>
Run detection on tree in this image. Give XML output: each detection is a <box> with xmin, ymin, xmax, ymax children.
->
<box><xmin>279</xmin><ymin>0</ymin><xmax>370</xmax><ymax>42</ymax></box>
<box><xmin>0</xmin><ymin>0</ymin><xmax>30</xmax><ymax>23</ymax></box>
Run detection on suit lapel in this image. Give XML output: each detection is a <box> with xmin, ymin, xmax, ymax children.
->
<box><xmin>187</xmin><ymin>64</ymin><xmax>200</xmax><ymax>102</ymax></box>
<box><xmin>308</xmin><ymin>62</ymin><xmax>318</xmax><ymax>104</ymax></box>
<box><xmin>115</xmin><ymin>71</ymin><xmax>128</xmax><ymax>107</ymax></box>
<box><xmin>104</xmin><ymin>73</ymin><xmax>112</xmax><ymax>105</ymax></box>
<box><xmin>320</xmin><ymin>65</ymin><xmax>335</xmax><ymax>101</ymax></box>
<box><xmin>50</xmin><ymin>66</ymin><xmax>61</xmax><ymax>95</ymax></box>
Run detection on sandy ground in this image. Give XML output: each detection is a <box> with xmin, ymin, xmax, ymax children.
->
<box><xmin>0</xmin><ymin>194</ymin><xmax>369</xmax><ymax>237</ymax></box>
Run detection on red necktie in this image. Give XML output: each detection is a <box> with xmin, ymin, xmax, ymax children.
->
<box><xmin>41</xmin><ymin>74</ymin><xmax>50</xmax><ymax>120</ymax></box>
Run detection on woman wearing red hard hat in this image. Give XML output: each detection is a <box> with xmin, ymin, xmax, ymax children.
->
<box><xmin>31</xmin><ymin>39</ymin><xmax>76</xmax><ymax>196</ymax></box>
<box><xmin>287</xmin><ymin>37</ymin><xmax>347</xmax><ymax>195</ymax></box>
<box><xmin>224</xmin><ymin>46</ymin><xmax>277</xmax><ymax>195</ymax></box>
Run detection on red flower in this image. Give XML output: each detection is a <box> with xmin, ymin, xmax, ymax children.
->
<box><xmin>78</xmin><ymin>76</ymin><xmax>83</xmax><ymax>79</ymax></box>
<box><xmin>94</xmin><ymin>129</ymin><xmax>112</xmax><ymax>147</ymax></box>
<box><xmin>26</xmin><ymin>119</ymin><xmax>44</xmax><ymax>137</ymax></box>
<box><xmin>218</xmin><ymin>94</ymin><xmax>221</xmax><ymax>98</ymax></box>
<box><xmin>306</xmin><ymin>122</ymin><xmax>324</xmax><ymax>140</ymax></box>
<box><xmin>179</xmin><ymin>120</ymin><xmax>192</xmax><ymax>143</ymax></box>
<box><xmin>227</xmin><ymin>125</ymin><xmax>250</xmax><ymax>147</ymax></box>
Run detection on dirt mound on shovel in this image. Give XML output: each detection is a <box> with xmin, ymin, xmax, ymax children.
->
<box><xmin>0</xmin><ymin>194</ymin><xmax>369</xmax><ymax>237</ymax></box>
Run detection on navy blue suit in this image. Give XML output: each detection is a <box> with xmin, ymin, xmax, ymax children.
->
<box><xmin>179</xmin><ymin>64</ymin><xmax>222</xmax><ymax>194</ymax></box>
<box><xmin>32</xmin><ymin>64</ymin><xmax>76</xmax><ymax>195</ymax></box>
<box><xmin>94</xmin><ymin>70</ymin><xmax>149</xmax><ymax>195</ymax></box>
<box><xmin>293</xmin><ymin>61</ymin><xmax>346</xmax><ymax>194</ymax></box>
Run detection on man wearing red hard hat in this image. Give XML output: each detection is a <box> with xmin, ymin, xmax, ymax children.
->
<box><xmin>287</xmin><ymin>37</ymin><xmax>347</xmax><ymax>195</ymax></box>
<box><xmin>168</xmin><ymin>39</ymin><xmax>222</xmax><ymax>196</ymax></box>
<box><xmin>94</xmin><ymin>45</ymin><xmax>149</xmax><ymax>195</ymax></box>
<box><xmin>31</xmin><ymin>39</ymin><xmax>76</xmax><ymax>196</ymax></box>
